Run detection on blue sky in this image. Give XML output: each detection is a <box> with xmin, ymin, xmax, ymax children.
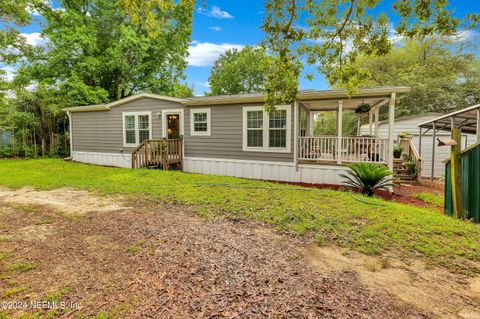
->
<box><xmin>3</xmin><ymin>1</ymin><xmax>480</xmax><ymax>96</ymax></box>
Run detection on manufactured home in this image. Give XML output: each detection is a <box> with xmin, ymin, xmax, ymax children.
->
<box><xmin>65</xmin><ymin>87</ymin><xmax>410</xmax><ymax>185</ymax></box>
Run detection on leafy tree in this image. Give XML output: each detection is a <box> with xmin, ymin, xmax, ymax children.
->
<box><xmin>1</xmin><ymin>0</ymin><xmax>195</xmax><ymax>158</ymax></box>
<box><xmin>208</xmin><ymin>47</ymin><xmax>272</xmax><ymax>95</ymax></box>
<box><xmin>357</xmin><ymin>36</ymin><xmax>480</xmax><ymax>116</ymax></box>
<box><xmin>314</xmin><ymin>111</ymin><xmax>358</xmax><ymax>136</ymax></box>
<box><xmin>261</xmin><ymin>0</ymin><xmax>479</xmax><ymax>110</ymax></box>
<box><xmin>16</xmin><ymin>0</ymin><xmax>194</xmax><ymax>105</ymax></box>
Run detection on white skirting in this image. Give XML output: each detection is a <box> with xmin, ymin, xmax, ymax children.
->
<box><xmin>183</xmin><ymin>157</ymin><xmax>349</xmax><ymax>185</ymax></box>
<box><xmin>72</xmin><ymin>151</ymin><xmax>132</xmax><ymax>168</ymax></box>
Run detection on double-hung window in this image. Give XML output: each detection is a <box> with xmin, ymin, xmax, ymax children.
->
<box><xmin>190</xmin><ymin>108</ymin><xmax>211</xmax><ymax>136</ymax></box>
<box><xmin>243</xmin><ymin>105</ymin><xmax>291</xmax><ymax>152</ymax></box>
<box><xmin>123</xmin><ymin>112</ymin><xmax>152</xmax><ymax>147</ymax></box>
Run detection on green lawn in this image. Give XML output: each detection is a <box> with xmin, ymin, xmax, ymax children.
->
<box><xmin>0</xmin><ymin>159</ymin><xmax>479</xmax><ymax>274</ymax></box>
<box><xmin>414</xmin><ymin>192</ymin><xmax>445</xmax><ymax>207</ymax></box>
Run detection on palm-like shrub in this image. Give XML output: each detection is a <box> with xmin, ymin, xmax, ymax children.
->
<box><xmin>341</xmin><ymin>163</ymin><xmax>393</xmax><ymax>196</ymax></box>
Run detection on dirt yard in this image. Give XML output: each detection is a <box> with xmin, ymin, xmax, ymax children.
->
<box><xmin>0</xmin><ymin>187</ymin><xmax>478</xmax><ymax>318</ymax></box>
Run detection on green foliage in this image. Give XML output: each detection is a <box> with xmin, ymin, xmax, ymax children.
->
<box><xmin>314</xmin><ymin>111</ymin><xmax>358</xmax><ymax>136</ymax></box>
<box><xmin>399</xmin><ymin>132</ymin><xmax>413</xmax><ymax>138</ymax></box>
<box><xmin>5</xmin><ymin>262</ymin><xmax>37</xmax><ymax>272</ymax></box>
<box><xmin>393</xmin><ymin>144</ymin><xmax>404</xmax><ymax>158</ymax></box>
<box><xmin>261</xmin><ymin>0</ymin><xmax>478</xmax><ymax>109</ymax></box>
<box><xmin>208</xmin><ymin>46</ymin><xmax>273</xmax><ymax>96</ymax></box>
<box><xmin>2</xmin><ymin>287</ymin><xmax>26</xmax><ymax>298</ymax></box>
<box><xmin>1</xmin><ymin>0</ymin><xmax>195</xmax><ymax>159</ymax></box>
<box><xmin>11</xmin><ymin>0</ymin><xmax>194</xmax><ymax>104</ymax></box>
<box><xmin>127</xmin><ymin>245</ymin><xmax>141</xmax><ymax>253</ymax></box>
<box><xmin>1</xmin><ymin>159</ymin><xmax>480</xmax><ymax>274</ymax></box>
<box><xmin>358</xmin><ymin>37</ymin><xmax>480</xmax><ymax>115</ymax></box>
<box><xmin>405</xmin><ymin>161</ymin><xmax>418</xmax><ymax>178</ymax></box>
<box><xmin>341</xmin><ymin>163</ymin><xmax>393</xmax><ymax>196</ymax></box>
<box><xmin>415</xmin><ymin>192</ymin><xmax>444</xmax><ymax>206</ymax></box>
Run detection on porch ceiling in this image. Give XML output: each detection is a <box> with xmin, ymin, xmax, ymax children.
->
<box><xmin>300</xmin><ymin>97</ymin><xmax>389</xmax><ymax>111</ymax></box>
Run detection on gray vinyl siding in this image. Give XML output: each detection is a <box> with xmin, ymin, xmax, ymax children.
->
<box><xmin>71</xmin><ymin>97</ymin><xmax>182</xmax><ymax>154</ymax></box>
<box><xmin>184</xmin><ymin>104</ymin><xmax>295</xmax><ymax>162</ymax></box>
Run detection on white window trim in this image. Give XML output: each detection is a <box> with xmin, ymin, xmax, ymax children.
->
<box><xmin>242</xmin><ymin>105</ymin><xmax>291</xmax><ymax>153</ymax></box>
<box><xmin>122</xmin><ymin>111</ymin><xmax>152</xmax><ymax>147</ymax></box>
<box><xmin>161</xmin><ymin>109</ymin><xmax>184</xmax><ymax>138</ymax></box>
<box><xmin>190</xmin><ymin>108</ymin><xmax>211</xmax><ymax>136</ymax></box>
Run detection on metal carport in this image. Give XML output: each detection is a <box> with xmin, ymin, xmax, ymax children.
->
<box><xmin>417</xmin><ymin>104</ymin><xmax>480</xmax><ymax>180</ymax></box>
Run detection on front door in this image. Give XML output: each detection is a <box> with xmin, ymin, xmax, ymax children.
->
<box><xmin>166</xmin><ymin>113</ymin><xmax>180</xmax><ymax>139</ymax></box>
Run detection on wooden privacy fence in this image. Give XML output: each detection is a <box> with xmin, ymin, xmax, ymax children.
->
<box><xmin>132</xmin><ymin>138</ymin><xmax>183</xmax><ymax>169</ymax></box>
<box><xmin>445</xmin><ymin>141</ymin><xmax>480</xmax><ymax>223</ymax></box>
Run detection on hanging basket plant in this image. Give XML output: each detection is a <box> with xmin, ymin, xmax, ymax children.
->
<box><xmin>355</xmin><ymin>102</ymin><xmax>372</xmax><ymax>117</ymax></box>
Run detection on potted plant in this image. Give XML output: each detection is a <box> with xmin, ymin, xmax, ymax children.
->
<box><xmin>354</xmin><ymin>102</ymin><xmax>371</xmax><ymax>117</ymax></box>
<box><xmin>393</xmin><ymin>144</ymin><xmax>403</xmax><ymax>159</ymax></box>
<box><xmin>399</xmin><ymin>131</ymin><xmax>413</xmax><ymax>139</ymax></box>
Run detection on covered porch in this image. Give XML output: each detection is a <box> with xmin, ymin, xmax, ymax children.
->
<box><xmin>293</xmin><ymin>87</ymin><xmax>409</xmax><ymax>172</ymax></box>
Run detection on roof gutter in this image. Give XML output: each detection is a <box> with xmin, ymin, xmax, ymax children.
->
<box><xmin>183</xmin><ymin>87</ymin><xmax>411</xmax><ymax>106</ymax></box>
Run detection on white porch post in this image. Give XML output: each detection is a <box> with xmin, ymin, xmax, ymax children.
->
<box><xmin>337</xmin><ymin>100</ymin><xmax>343</xmax><ymax>164</ymax></box>
<box><xmin>309</xmin><ymin>111</ymin><xmax>315</xmax><ymax>136</ymax></box>
<box><xmin>67</xmin><ymin>111</ymin><xmax>73</xmax><ymax>157</ymax></box>
<box><xmin>388</xmin><ymin>93</ymin><xmax>396</xmax><ymax>172</ymax></box>
<box><xmin>305</xmin><ymin>109</ymin><xmax>311</xmax><ymax>137</ymax></box>
<box><xmin>368</xmin><ymin>111</ymin><xmax>373</xmax><ymax>135</ymax></box>
<box><xmin>374</xmin><ymin>107</ymin><xmax>379</xmax><ymax>136</ymax></box>
<box><xmin>294</xmin><ymin>100</ymin><xmax>299</xmax><ymax>170</ymax></box>
<box><xmin>431</xmin><ymin>122</ymin><xmax>436</xmax><ymax>181</ymax></box>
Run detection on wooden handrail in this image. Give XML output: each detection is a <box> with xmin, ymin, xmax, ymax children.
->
<box><xmin>400</xmin><ymin>137</ymin><xmax>422</xmax><ymax>181</ymax></box>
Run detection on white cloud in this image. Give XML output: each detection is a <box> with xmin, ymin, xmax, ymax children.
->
<box><xmin>0</xmin><ymin>66</ymin><xmax>16</xmax><ymax>82</ymax></box>
<box><xmin>456</xmin><ymin>29</ymin><xmax>479</xmax><ymax>42</ymax></box>
<box><xmin>187</xmin><ymin>42</ymin><xmax>244</xmax><ymax>67</ymax></box>
<box><xmin>196</xmin><ymin>6</ymin><xmax>233</xmax><ymax>19</ymax></box>
<box><xmin>21</xmin><ymin>32</ymin><xmax>48</xmax><ymax>47</ymax></box>
<box><xmin>208</xmin><ymin>26</ymin><xmax>222</xmax><ymax>32</ymax></box>
<box><xmin>196</xmin><ymin>81</ymin><xmax>210</xmax><ymax>88</ymax></box>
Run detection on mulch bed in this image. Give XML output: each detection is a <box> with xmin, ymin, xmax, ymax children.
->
<box><xmin>275</xmin><ymin>179</ymin><xmax>445</xmax><ymax>210</ymax></box>
<box><xmin>0</xmin><ymin>200</ymin><xmax>432</xmax><ymax>318</ymax></box>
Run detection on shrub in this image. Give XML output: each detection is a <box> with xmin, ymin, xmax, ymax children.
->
<box><xmin>341</xmin><ymin>163</ymin><xmax>393</xmax><ymax>196</ymax></box>
<box><xmin>393</xmin><ymin>144</ymin><xmax>403</xmax><ymax>158</ymax></box>
<box><xmin>405</xmin><ymin>161</ymin><xmax>418</xmax><ymax>178</ymax></box>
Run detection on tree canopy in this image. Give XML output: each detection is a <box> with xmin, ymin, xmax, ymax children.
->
<box><xmin>14</xmin><ymin>0</ymin><xmax>194</xmax><ymax>106</ymax></box>
<box><xmin>208</xmin><ymin>46</ymin><xmax>272</xmax><ymax>95</ymax></box>
<box><xmin>0</xmin><ymin>0</ymin><xmax>195</xmax><ymax>157</ymax></box>
<box><xmin>261</xmin><ymin>0</ymin><xmax>480</xmax><ymax>110</ymax></box>
<box><xmin>357</xmin><ymin>36</ymin><xmax>480</xmax><ymax>116</ymax></box>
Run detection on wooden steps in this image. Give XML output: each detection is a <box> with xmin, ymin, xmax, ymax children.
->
<box><xmin>393</xmin><ymin>159</ymin><xmax>417</xmax><ymax>183</ymax></box>
<box><xmin>132</xmin><ymin>138</ymin><xmax>183</xmax><ymax>170</ymax></box>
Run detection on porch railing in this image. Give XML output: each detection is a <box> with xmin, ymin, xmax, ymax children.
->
<box><xmin>298</xmin><ymin>136</ymin><xmax>389</xmax><ymax>164</ymax></box>
<box><xmin>132</xmin><ymin>138</ymin><xmax>183</xmax><ymax>169</ymax></box>
<box><xmin>399</xmin><ymin>137</ymin><xmax>422</xmax><ymax>181</ymax></box>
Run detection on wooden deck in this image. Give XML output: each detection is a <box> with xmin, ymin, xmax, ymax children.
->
<box><xmin>132</xmin><ymin>139</ymin><xmax>183</xmax><ymax>169</ymax></box>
